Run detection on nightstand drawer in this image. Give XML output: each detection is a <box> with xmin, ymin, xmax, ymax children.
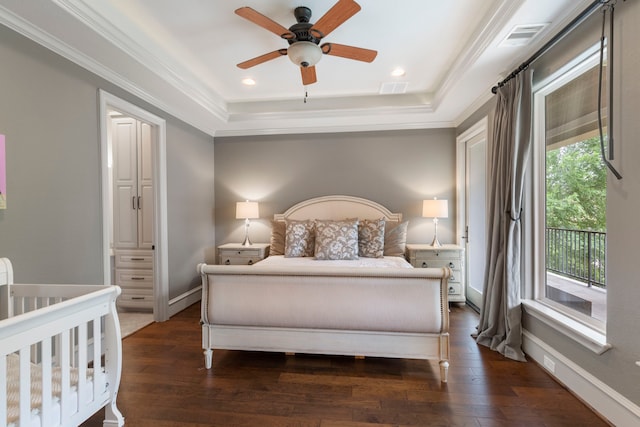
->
<box><xmin>414</xmin><ymin>258</ymin><xmax>462</xmax><ymax>270</ymax></box>
<box><xmin>447</xmin><ymin>282</ymin><xmax>462</xmax><ymax>296</ymax></box>
<box><xmin>219</xmin><ymin>248</ymin><xmax>263</xmax><ymax>257</ymax></box>
<box><xmin>217</xmin><ymin>243</ymin><xmax>270</xmax><ymax>265</ymax></box>
<box><xmin>220</xmin><ymin>256</ymin><xmax>261</xmax><ymax>266</ymax></box>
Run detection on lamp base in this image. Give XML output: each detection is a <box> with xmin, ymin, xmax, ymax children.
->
<box><xmin>242</xmin><ymin>219</ymin><xmax>253</xmax><ymax>246</ymax></box>
<box><xmin>430</xmin><ymin>235</ymin><xmax>442</xmax><ymax>247</ymax></box>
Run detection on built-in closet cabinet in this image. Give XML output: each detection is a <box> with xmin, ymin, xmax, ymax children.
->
<box><xmin>111</xmin><ymin>117</ymin><xmax>154</xmax><ymax>309</ymax></box>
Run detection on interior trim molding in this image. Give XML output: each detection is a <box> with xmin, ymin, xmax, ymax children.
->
<box><xmin>169</xmin><ymin>286</ymin><xmax>202</xmax><ymax>318</ymax></box>
<box><xmin>53</xmin><ymin>0</ymin><xmax>229</xmax><ymax>121</ymax></box>
<box><xmin>99</xmin><ymin>89</ymin><xmax>170</xmax><ymax>322</ymax></box>
<box><xmin>523</xmin><ymin>330</ymin><xmax>640</xmax><ymax>426</ymax></box>
<box><xmin>433</xmin><ymin>0</ymin><xmax>525</xmax><ymax>110</ymax></box>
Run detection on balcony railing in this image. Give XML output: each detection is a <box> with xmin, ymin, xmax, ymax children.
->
<box><xmin>546</xmin><ymin>227</ymin><xmax>606</xmax><ymax>289</ymax></box>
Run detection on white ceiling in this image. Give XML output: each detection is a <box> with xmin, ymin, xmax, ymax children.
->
<box><xmin>0</xmin><ymin>0</ymin><xmax>593</xmax><ymax>137</ymax></box>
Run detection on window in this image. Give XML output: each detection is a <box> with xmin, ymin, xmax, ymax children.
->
<box><xmin>532</xmin><ymin>46</ymin><xmax>607</xmax><ymax>334</ymax></box>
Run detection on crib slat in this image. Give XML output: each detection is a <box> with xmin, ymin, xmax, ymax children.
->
<box><xmin>1</xmin><ymin>354</ymin><xmax>7</xmax><ymax>427</ymax></box>
<box><xmin>92</xmin><ymin>316</ymin><xmax>102</xmax><ymax>400</ymax></box>
<box><xmin>78</xmin><ymin>322</ymin><xmax>88</xmax><ymax>408</ymax></box>
<box><xmin>19</xmin><ymin>347</ymin><xmax>30</xmax><ymax>427</ymax></box>
<box><xmin>41</xmin><ymin>338</ymin><xmax>53</xmax><ymax>425</ymax></box>
<box><xmin>60</xmin><ymin>329</ymin><xmax>71</xmax><ymax>421</ymax></box>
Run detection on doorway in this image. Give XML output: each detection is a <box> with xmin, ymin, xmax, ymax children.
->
<box><xmin>456</xmin><ymin>117</ymin><xmax>488</xmax><ymax>310</ymax></box>
<box><xmin>99</xmin><ymin>90</ymin><xmax>169</xmax><ymax>322</ymax></box>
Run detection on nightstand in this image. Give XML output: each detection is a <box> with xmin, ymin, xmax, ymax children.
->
<box><xmin>218</xmin><ymin>243</ymin><xmax>270</xmax><ymax>265</ymax></box>
<box><xmin>405</xmin><ymin>244</ymin><xmax>465</xmax><ymax>303</ymax></box>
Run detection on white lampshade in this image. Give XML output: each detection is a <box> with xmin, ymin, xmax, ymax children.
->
<box><xmin>422</xmin><ymin>198</ymin><xmax>449</xmax><ymax>219</ymax></box>
<box><xmin>236</xmin><ymin>201</ymin><xmax>259</xmax><ymax>219</ymax></box>
<box><xmin>287</xmin><ymin>41</ymin><xmax>322</xmax><ymax>68</ymax></box>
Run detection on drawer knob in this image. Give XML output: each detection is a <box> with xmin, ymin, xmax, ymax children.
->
<box><xmin>131</xmin><ymin>277</ymin><xmax>145</xmax><ymax>280</ymax></box>
<box><xmin>449</xmin><ymin>262</ymin><xmax>455</xmax><ymax>268</ymax></box>
<box><xmin>451</xmin><ymin>275</ymin><xmax>456</xmax><ymax>281</ymax></box>
<box><xmin>421</xmin><ymin>262</ymin><xmax>428</xmax><ymax>268</ymax></box>
<box><xmin>448</xmin><ymin>286</ymin><xmax>455</xmax><ymax>294</ymax></box>
<box><xmin>224</xmin><ymin>259</ymin><xmax>231</xmax><ymax>265</ymax></box>
<box><xmin>248</xmin><ymin>259</ymin><xmax>254</xmax><ymax>265</ymax></box>
<box><xmin>130</xmin><ymin>257</ymin><xmax>145</xmax><ymax>261</ymax></box>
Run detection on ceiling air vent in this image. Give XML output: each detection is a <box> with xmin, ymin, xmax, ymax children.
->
<box><xmin>501</xmin><ymin>23</ymin><xmax>548</xmax><ymax>47</ymax></box>
<box><xmin>379</xmin><ymin>82</ymin><xmax>408</xmax><ymax>95</ymax></box>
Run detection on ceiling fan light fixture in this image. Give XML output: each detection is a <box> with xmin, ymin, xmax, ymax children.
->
<box><xmin>287</xmin><ymin>41</ymin><xmax>322</xmax><ymax>68</ymax></box>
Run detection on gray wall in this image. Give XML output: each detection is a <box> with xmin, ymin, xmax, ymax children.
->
<box><xmin>521</xmin><ymin>1</ymin><xmax>640</xmax><ymax>406</ymax></box>
<box><xmin>214</xmin><ymin>128</ymin><xmax>457</xmax><ymax>249</ymax></box>
<box><xmin>0</xmin><ymin>24</ymin><xmax>215</xmax><ymax>299</ymax></box>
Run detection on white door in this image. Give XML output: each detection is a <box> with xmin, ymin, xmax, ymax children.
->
<box><xmin>112</xmin><ymin>117</ymin><xmax>138</xmax><ymax>249</ymax></box>
<box><xmin>465</xmin><ymin>132</ymin><xmax>487</xmax><ymax>309</ymax></box>
<box><xmin>456</xmin><ymin>118</ymin><xmax>488</xmax><ymax>310</ymax></box>
<box><xmin>138</xmin><ymin>122</ymin><xmax>154</xmax><ymax>249</ymax></box>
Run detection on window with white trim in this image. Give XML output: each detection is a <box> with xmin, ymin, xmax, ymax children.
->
<box><xmin>532</xmin><ymin>45</ymin><xmax>607</xmax><ymax>334</ymax></box>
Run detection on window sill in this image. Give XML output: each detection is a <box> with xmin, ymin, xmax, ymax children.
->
<box><xmin>522</xmin><ymin>299</ymin><xmax>611</xmax><ymax>355</ymax></box>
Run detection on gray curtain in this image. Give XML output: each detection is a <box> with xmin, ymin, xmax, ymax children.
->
<box><xmin>474</xmin><ymin>70</ymin><xmax>532</xmax><ymax>361</ymax></box>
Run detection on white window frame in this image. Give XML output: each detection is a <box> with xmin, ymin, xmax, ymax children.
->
<box><xmin>522</xmin><ymin>45</ymin><xmax>611</xmax><ymax>355</ymax></box>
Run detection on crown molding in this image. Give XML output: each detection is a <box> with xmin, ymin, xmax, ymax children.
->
<box><xmin>432</xmin><ymin>0</ymin><xmax>525</xmax><ymax>110</ymax></box>
<box><xmin>53</xmin><ymin>0</ymin><xmax>228</xmax><ymax>121</ymax></box>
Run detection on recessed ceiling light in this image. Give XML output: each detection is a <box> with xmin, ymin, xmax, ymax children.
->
<box><xmin>391</xmin><ymin>68</ymin><xmax>405</xmax><ymax>77</ymax></box>
<box><xmin>242</xmin><ymin>78</ymin><xmax>256</xmax><ymax>86</ymax></box>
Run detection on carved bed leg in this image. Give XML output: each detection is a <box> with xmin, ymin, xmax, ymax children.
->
<box><xmin>204</xmin><ymin>348</ymin><xmax>213</xmax><ymax>369</ymax></box>
<box><xmin>103</xmin><ymin>399</ymin><xmax>125</xmax><ymax>426</ymax></box>
<box><xmin>439</xmin><ymin>360</ymin><xmax>449</xmax><ymax>383</ymax></box>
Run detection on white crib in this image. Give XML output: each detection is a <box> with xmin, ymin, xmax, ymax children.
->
<box><xmin>0</xmin><ymin>258</ymin><xmax>124</xmax><ymax>427</ymax></box>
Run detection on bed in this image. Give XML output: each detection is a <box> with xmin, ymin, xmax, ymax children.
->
<box><xmin>198</xmin><ymin>195</ymin><xmax>451</xmax><ymax>382</ymax></box>
<box><xmin>0</xmin><ymin>258</ymin><xmax>124</xmax><ymax>427</ymax></box>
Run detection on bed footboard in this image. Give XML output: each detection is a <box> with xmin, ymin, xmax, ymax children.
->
<box><xmin>198</xmin><ymin>263</ymin><xmax>451</xmax><ymax>382</ymax></box>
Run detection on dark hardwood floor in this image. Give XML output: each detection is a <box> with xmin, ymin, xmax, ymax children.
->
<box><xmin>82</xmin><ymin>304</ymin><xmax>609</xmax><ymax>426</ymax></box>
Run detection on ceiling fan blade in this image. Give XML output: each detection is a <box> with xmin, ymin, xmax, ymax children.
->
<box><xmin>235</xmin><ymin>7</ymin><xmax>295</xmax><ymax>40</ymax></box>
<box><xmin>301</xmin><ymin>66</ymin><xmax>317</xmax><ymax>85</ymax></box>
<box><xmin>309</xmin><ymin>0</ymin><xmax>361</xmax><ymax>39</ymax></box>
<box><xmin>321</xmin><ymin>43</ymin><xmax>377</xmax><ymax>62</ymax></box>
<box><xmin>237</xmin><ymin>49</ymin><xmax>288</xmax><ymax>69</ymax></box>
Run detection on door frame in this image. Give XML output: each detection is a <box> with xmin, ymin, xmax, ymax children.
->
<box><xmin>456</xmin><ymin>116</ymin><xmax>488</xmax><ymax>308</ymax></box>
<box><xmin>98</xmin><ymin>89</ymin><xmax>169</xmax><ymax>321</ymax></box>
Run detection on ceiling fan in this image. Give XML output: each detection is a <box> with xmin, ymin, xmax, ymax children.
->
<box><xmin>235</xmin><ymin>0</ymin><xmax>377</xmax><ymax>86</ymax></box>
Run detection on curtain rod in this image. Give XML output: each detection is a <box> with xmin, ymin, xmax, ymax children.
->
<box><xmin>491</xmin><ymin>0</ymin><xmax>606</xmax><ymax>94</ymax></box>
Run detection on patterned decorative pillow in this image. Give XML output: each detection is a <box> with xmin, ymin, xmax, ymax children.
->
<box><xmin>270</xmin><ymin>220</ymin><xmax>285</xmax><ymax>255</ymax></box>
<box><xmin>384</xmin><ymin>220</ymin><xmax>409</xmax><ymax>257</ymax></box>
<box><xmin>314</xmin><ymin>219</ymin><xmax>359</xmax><ymax>260</ymax></box>
<box><xmin>358</xmin><ymin>218</ymin><xmax>385</xmax><ymax>258</ymax></box>
<box><xmin>284</xmin><ymin>219</ymin><xmax>315</xmax><ymax>257</ymax></box>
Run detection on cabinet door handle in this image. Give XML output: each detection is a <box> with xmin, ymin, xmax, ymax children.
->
<box><xmin>132</xmin><ymin>196</ymin><xmax>136</xmax><ymax>210</ymax></box>
<box><xmin>138</xmin><ymin>196</ymin><xmax>141</xmax><ymax>210</ymax></box>
<box><xmin>131</xmin><ymin>297</ymin><xmax>145</xmax><ymax>300</ymax></box>
<box><xmin>130</xmin><ymin>257</ymin><xmax>145</xmax><ymax>261</ymax></box>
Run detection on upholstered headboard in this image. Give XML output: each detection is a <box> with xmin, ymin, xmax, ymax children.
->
<box><xmin>273</xmin><ymin>195</ymin><xmax>402</xmax><ymax>222</ymax></box>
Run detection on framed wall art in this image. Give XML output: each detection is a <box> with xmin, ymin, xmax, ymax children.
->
<box><xmin>0</xmin><ymin>134</ymin><xmax>5</xmax><ymax>209</ymax></box>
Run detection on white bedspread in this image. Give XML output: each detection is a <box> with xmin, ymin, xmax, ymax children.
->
<box><xmin>257</xmin><ymin>255</ymin><xmax>413</xmax><ymax>268</ymax></box>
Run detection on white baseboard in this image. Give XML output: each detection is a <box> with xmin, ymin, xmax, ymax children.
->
<box><xmin>523</xmin><ymin>330</ymin><xmax>640</xmax><ymax>426</ymax></box>
<box><xmin>168</xmin><ymin>285</ymin><xmax>201</xmax><ymax>318</ymax></box>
